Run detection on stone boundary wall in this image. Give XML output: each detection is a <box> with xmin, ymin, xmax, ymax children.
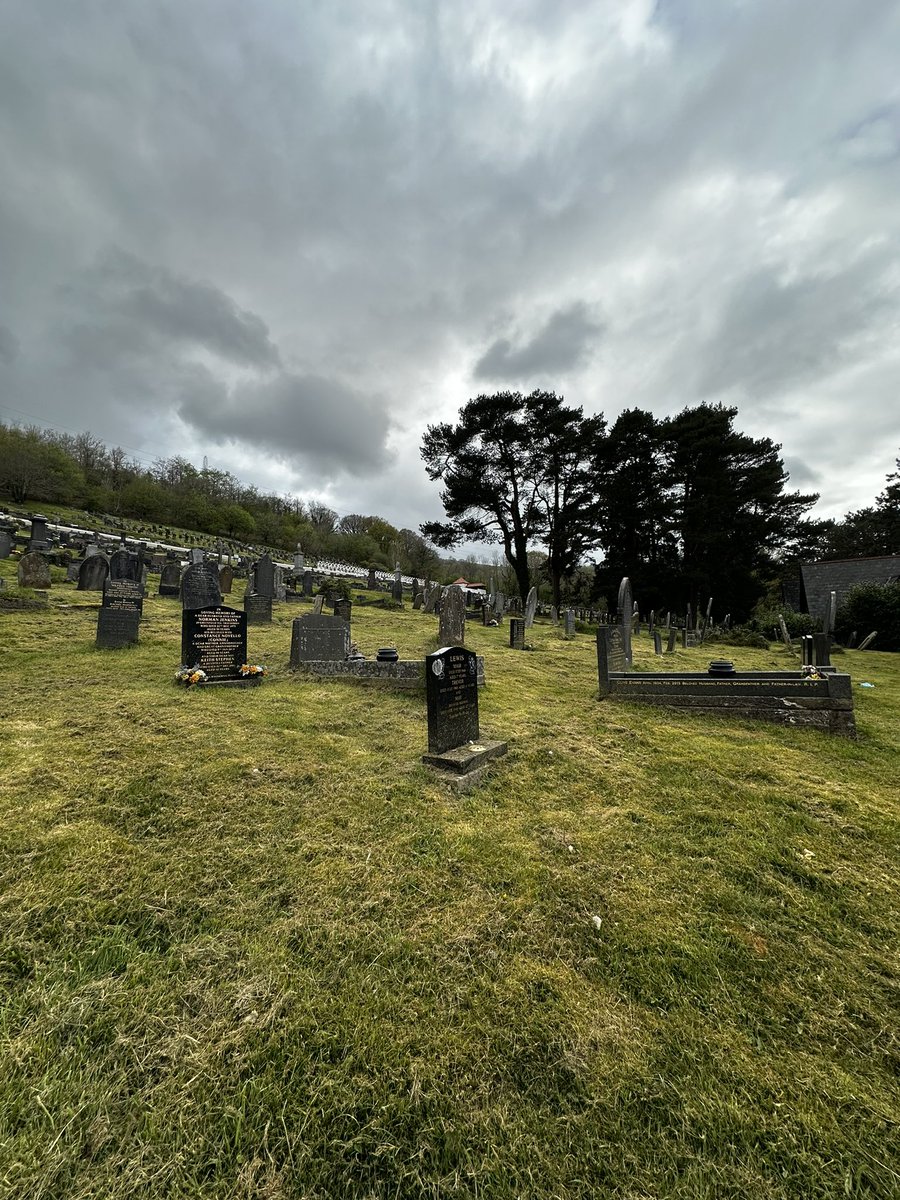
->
<box><xmin>291</xmin><ymin>657</ymin><xmax>486</xmax><ymax>690</ymax></box>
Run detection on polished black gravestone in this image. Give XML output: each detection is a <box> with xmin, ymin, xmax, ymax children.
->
<box><xmin>96</xmin><ymin>580</ymin><xmax>142</xmax><ymax>649</ymax></box>
<box><xmin>181</xmin><ymin>605</ymin><xmax>248</xmax><ymax>682</ymax></box>
<box><xmin>509</xmin><ymin>617</ymin><xmax>525</xmax><ymax>649</ymax></box>
<box><xmin>109</xmin><ymin>549</ymin><xmax>142</xmax><ymax>582</ymax></box>
<box><xmin>244</xmin><ymin>593</ymin><xmax>273</xmax><ymax>625</ymax></box>
<box><xmin>290</xmin><ymin>613</ymin><xmax>350</xmax><ymax>665</ymax></box>
<box><xmin>181</xmin><ymin>561</ymin><xmax>222</xmax><ymax>610</ymax></box>
<box><xmin>255</xmin><ymin>553</ymin><xmax>276</xmax><ymax>599</ymax></box>
<box><xmin>422</xmin><ymin>646</ymin><xmax>507</xmax><ymax>778</ymax></box>
<box><xmin>102</xmin><ymin>577</ymin><xmax>144</xmax><ymax>617</ymax></box>
<box><xmin>333</xmin><ymin>597</ymin><xmax>352</xmax><ymax>622</ymax></box>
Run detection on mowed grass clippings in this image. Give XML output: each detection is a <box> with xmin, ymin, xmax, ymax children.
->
<box><xmin>0</xmin><ymin>570</ymin><xmax>898</xmax><ymax>1199</ymax></box>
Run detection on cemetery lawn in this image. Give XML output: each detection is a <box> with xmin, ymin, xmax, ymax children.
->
<box><xmin>1</xmin><ymin>580</ymin><xmax>899</xmax><ymax>1199</ymax></box>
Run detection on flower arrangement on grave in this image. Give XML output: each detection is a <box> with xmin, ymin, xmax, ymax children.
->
<box><xmin>175</xmin><ymin>665</ymin><xmax>208</xmax><ymax>687</ymax></box>
<box><xmin>240</xmin><ymin>663</ymin><xmax>268</xmax><ymax>677</ymax></box>
<box><xmin>801</xmin><ymin>665</ymin><xmax>825</xmax><ymax>681</ymax></box>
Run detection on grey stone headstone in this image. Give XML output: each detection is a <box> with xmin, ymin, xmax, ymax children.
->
<box><xmin>85</xmin><ymin>543</ymin><xmax>100</xmax><ymax>558</ymax></box>
<box><xmin>78</xmin><ymin>554</ymin><xmax>109</xmax><ymax>591</ymax></box>
<box><xmin>293</xmin><ymin>545</ymin><xmax>305</xmax><ymax>573</ymax></box>
<box><xmin>509</xmin><ymin>618</ymin><xmax>525</xmax><ymax>649</ymax></box>
<box><xmin>181</xmin><ymin>562</ymin><xmax>222</xmax><ymax>610</ymax></box>
<box><xmin>413</xmin><ymin>592</ymin><xmax>424</xmax><ymax>610</ymax></box>
<box><xmin>564</xmin><ymin>609</ymin><xmax>575</xmax><ymax>638</ymax></box>
<box><xmin>17</xmin><ymin>551</ymin><xmax>51</xmax><ymax>590</ymax></box>
<box><xmin>825</xmin><ymin>590</ymin><xmax>838</xmax><ymax>636</ymax></box>
<box><xmin>333</xmin><ymin>597</ymin><xmax>352</xmax><ymax>622</ymax></box>
<box><xmin>274</xmin><ymin>565</ymin><xmax>286</xmax><ymax>602</ymax></box>
<box><xmin>596</xmin><ymin>626</ymin><xmax>627</xmax><ymax>696</ymax></box>
<box><xmin>312</xmin><ymin>594</ymin><xmax>325</xmax><ymax>615</ymax></box>
<box><xmin>302</xmin><ymin>570</ymin><xmax>313</xmax><ymax>596</ymax></box>
<box><xmin>158</xmin><ymin>560</ymin><xmax>182</xmax><ymax>596</ymax></box>
<box><xmin>778</xmin><ymin>615</ymin><xmax>792</xmax><ymax>648</ymax></box>
<box><xmin>189</xmin><ymin>548</ymin><xmax>205</xmax><ymax>564</ymax></box>
<box><xmin>812</xmin><ymin>632</ymin><xmax>832</xmax><ymax>668</ymax></box>
<box><xmin>218</xmin><ymin>565</ymin><xmax>234</xmax><ymax>594</ymax></box>
<box><xmin>617</xmin><ymin>577</ymin><xmax>633</xmax><ymax>665</ymax></box>
<box><xmin>439</xmin><ymin>585</ymin><xmax>466</xmax><ymax>646</ymax></box>
<box><xmin>423</xmin><ymin>582</ymin><xmax>441</xmax><ymax>614</ymax></box>
<box><xmin>367</xmin><ymin>567</ymin><xmax>377</xmax><ymax>590</ymax></box>
<box><xmin>255</xmin><ymin>553</ymin><xmax>276</xmax><ymax>599</ymax></box>
<box><xmin>28</xmin><ymin>515</ymin><xmax>49</xmax><ymax>549</ymax></box>
<box><xmin>243</xmin><ymin>594</ymin><xmax>273</xmax><ymax>625</ymax></box>
<box><xmin>666</xmin><ymin>627</ymin><xmax>678</xmax><ymax>653</ymax></box>
<box><xmin>550</xmin><ymin>605</ymin><xmax>558</xmax><ymax>625</ymax></box>
<box><xmin>524</xmin><ymin>587</ymin><xmax>537</xmax><ymax>628</ymax></box>
<box><xmin>392</xmin><ymin>567</ymin><xmax>403</xmax><ymax>603</ymax></box>
<box><xmin>290</xmin><ymin>613</ymin><xmax>350</xmax><ymax>664</ymax></box>
<box><xmin>858</xmin><ymin>631</ymin><xmax>877</xmax><ymax>650</ymax></box>
<box><xmin>494</xmin><ymin>591</ymin><xmax>505</xmax><ymax>616</ymax></box>
<box><xmin>102</xmin><ymin>577</ymin><xmax>144</xmax><ymax>618</ymax></box>
<box><xmin>425</xmin><ymin>645</ymin><xmax>479</xmax><ymax>754</ymax></box>
<box><xmin>109</xmin><ymin>549</ymin><xmax>141</xmax><ymax>582</ymax></box>
<box><xmin>653</xmin><ymin>631</ymin><xmax>663</xmax><ymax>655</ymax></box>
<box><xmin>0</xmin><ymin>531</ymin><xmax>12</xmax><ymax>559</ymax></box>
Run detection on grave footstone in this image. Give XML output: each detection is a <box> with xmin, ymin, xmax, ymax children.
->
<box><xmin>181</xmin><ymin>605</ymin><xmax>247</xmax><ymax>681</ymax></box>
<box><xmin>181</xmin><ymin>561</ymin><xmax>222</xmax><ymax>610</ymax></box>
<box><xmin>17</xmin><ymin>551</ymin><xmax>51</xmax><ymax>590</ymax></box>
<box><xmin>424</xmin><ymin>646</ymin><xmax>480</xmax><ymax>754</ymax></box>
<box><xmin>290</xmin><ymin>613</ymin><xmax>350</xmax><ymax>665</ymax></box>
<box><xmin>439</xmin><ymin>585</ymin><xmax>466</xmax><ymax>646</ymax></box>
<box><xmin>509</xmin><ymin>617</ymin><xmax>525</xmax><ymax>649</ymax></box>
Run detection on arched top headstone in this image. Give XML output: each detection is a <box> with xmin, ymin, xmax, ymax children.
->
<box><xmin>524</xmin><ymin>586</ymin><xmax>538</xmax><ymax>628</ymax></box>
<box><xmin>18</xmin><ymin>550</ymin><xmax>51</xmax><ymax>589</ymax></box>
<box><xmin>181</xmin><ymin>561</ymin><xmax>222</xmax><ymax>610</ymax></box>
<box><xmin>78</xmin><ymin>554</ymin><xmax>109</xmax><ymax>591</ymax></box>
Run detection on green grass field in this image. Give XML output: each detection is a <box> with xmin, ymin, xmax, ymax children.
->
<box><xmin>1</xmin><ymin>568</ymin><xmax>898</xmax><ymax>1198</ymax></box>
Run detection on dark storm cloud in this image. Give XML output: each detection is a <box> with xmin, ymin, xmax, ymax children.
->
<box><xmin>179</xmin><ymin>373</ymin><xmax>392</xmax><ymax>475</ymax></box>
<box><xmin>1</xmin><ymin>0</ymin><xmax>899</xmax><ymax>523</ymax></box>
<box><xmin>474</xmin><ymin>303</ymin><xmax>604</xmax><ymax>382</ymax></box>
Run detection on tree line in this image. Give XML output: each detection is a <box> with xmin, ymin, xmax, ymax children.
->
<box><xmin>0</xmin><ymin>422</ymin><xmax>439</xmax><ymax>576</ymax></box>
<box><xmin>420</xmin><ymin>393</ymin><xmax>899</xmax><ymax>621</ymax></box>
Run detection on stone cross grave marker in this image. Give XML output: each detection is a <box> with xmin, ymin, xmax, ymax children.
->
<box><xmin>290</xmin><ymin>613</ymin><xmax>350</xmax><ymax>665</ymax></box>
<box><xmin>17</xmin><ymin>551</ymin><xmax>51</xmax><ymax>590</ymax></box>
<box><xmin>181</xmin><ymin>561</ymin><xmax>222</xmax><ymax>610</ymax></box>
<box><xmin>524</xmin><ymin>587</ymin><xmax>537</xmax><ymax>628</ymax></box>
<box><xmin>182</xmin><ymin>605</ymin><xmax>247</xmax><ymax>681</ymax></box>
<box><xmin>509</xmin><ymin>617</ymin><xmax>525</xmax><ymax>649</ymax></box>
<box><xmin>439</xmin><ymin>585</ymin><xmax>466</xmax><ymax>646</ymax></box>
<box><xmin>425</xmin><ymin>645</ymin><xmax>479</xmax><ymax>754</ymax></box>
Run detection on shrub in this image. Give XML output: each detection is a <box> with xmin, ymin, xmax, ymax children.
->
<box><xmin>835</xmin><ymin>582</ymin><xmax>900</xmax><ymax>652</ymax></box>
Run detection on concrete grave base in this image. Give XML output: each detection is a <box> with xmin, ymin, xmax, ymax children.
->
<box><xmin>291</xmin><ymin>657</ymin><xmax>486</xmax><ymax>689</ymax></box>
<box><xmin>422</xmin><ymin>738</ymin><xmax>508</xmax><ymax>784</ymax></box>
<box><xmin>188</xmin><ymin>677</ymin><xmax>264</xmax><ymax>689</ymax></box>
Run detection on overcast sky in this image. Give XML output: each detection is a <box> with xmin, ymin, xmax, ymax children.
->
<box><xmin>2</xmin><ymin>0</ymin><xmax>899</xmax><ymax>537</ymax></box>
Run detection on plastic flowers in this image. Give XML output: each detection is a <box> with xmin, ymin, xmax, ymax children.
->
<box><xmin>175</xmin><ymin>665</ymin><xmax>208</xmax><ymax>686</ymax></box>
<box><xmin>240</xmin><ymin>663</ymin><xmax>267</xmax><ymax>677</ymax></box>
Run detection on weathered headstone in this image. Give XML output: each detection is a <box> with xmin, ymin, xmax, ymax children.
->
<box><xmin>17</xmin><ymin>551</ymin><xmax>51</xmax><ymax>590</ymax></box>
<box><xmin>617</xmin><ymin>577</ymin><xmax>633</xmax><ymax>666</ymax></box>
<box><xmin>109</xmin><ymin>549</ymin><xmax>141</xmax><ymax>582</ymax></box>
<box><xmin>392</xmin><ymin>564</ymin><xmax>403</xmax><ymax>603</ymax></box>
<box><xmin>812</xmin><ymin>632</ymin><xmax>832</xmax><ymax>668</ymax></box>
<box><xmin>666</xmin><ymin>627</ymin><xmax>678</xmax><ymax>653</ymax></box>
<box><xmin>550</xmin><ymin>606</ymin><xmax>558</xmax><ymax>625</ymax></box>
<box><xmin>66</xmin><ymin>563</ymin><xmax>80</xmax><ymax>582</ymax></box>
<box><xmin>302</xmin><ymin>570</ymin><xmax>313</xmax><ymax>597</ymax></box>
<box><xmin>778</xmin><ymin>615</ymin><xmax>792</xmax><ymax>649</ymax></box>
<box><xmin>333</xmin><ymin>597</ymin><xmax>352</xmax><ymax>623</ymax></box>
<box><xmin>425</xmin><ymin>646</ymin><xmax>479</xmax><ymax>754</ymax></box>
<box><xmin>290</xmin><ymin>613</ymin><xmax>350</xmax><ymax>664</ymax></box>
<box><xmin>509</xmin><ymin>617</ymin><xmax>525</xmax><ymax>649</ymax></box>
<box><xmin>189</xmin><ymin>548</ymin><xmax>205</xmax><ymax>565</ymax></box>
<box><xmin>439</xmin><ymin>585</ymin><xmax>466</xmax><ymax>646</ymax></box>
<box><xmin>181</xmin><ymin>605</ymin><xmax>247</xmax><ymax>681</ymax></box>
<box><xmin>244</xmin><ymin>594</ymin><xmax>273</xmax><ymax>625</ymax></box>
<box><xmin>367</xmin><ymin>566</ymin><xmax>377</xmax><ymax>590</ymax></box>
<box><xmin>158</xmin><ymin>560</ymin><xmax>182</xmax><ymax>597</ymax></box>
<box><xmin>424</xmin><ymin>582</ymin><xmax>441</xmax><ymax>614</ymax></box>
<box><xmin>824</xmin><ymin>591</ymin><xmax>838</xmax><ymax>636</ymax></box>
<box><xmin>293</xmin><ymin>544</ymin><xmax>305</xmax><ymax>574</ymax></box>
<box><xmin>653</xmin><ymin>631</ymin><xmax>663</xmax><ymax>655</ymax></box>
<box><xmin>597</xmin><ymin>625</ymin><xmax>628</xmax><ymax>696</ymax></box>
<box><xmin>218</xmin><ymin>564</ymin><xmax>234</xmax><ymax>594</ymax></box>
<box><xmin>181</xmin><ymin>561</ymin><xmax>222</xmax><ymax>610</ymax></box>
<box><xmin>564</xmin><ymin>609</ymin><xmax>575</xmax><ymax>638</ymax></box>
<box><xmin>78</xmin><ymin>554</ymin><xmax>109</xmax><ymax>591</ymax></box>
<box><xmin>524</xmin><ymin>587</ymin><xmax>537</xmax><ymax>629</ymax></box>
<box><xmin>858</xmin><ymin>631</ymin><xmax>878</xmax><ymax>651</ymax></box>
<box><xmin>28</xmin><ymin>515</ymin><xmax>49</xmax><ymax>549</ymax></box>
<box><xmin>255</xmin><ymin>553</ymin><xmax>276</xmax><ymax>599</ymax></box>
<box><xmin>482</xmin><ymin>604</ymin><xmax>494</xmax><ymax>626</ymax></box>
<box><xmin>494</xmin><ymin>591</ymin><xmax>505</xmax><ymax>617</ymax></box>
<box><xmin>312</xmin><ymin>594</ymin><xmax>325</xmax><ymax>615</ymax></box>
<box><xmin>413</xmin><ymin>592</ymin><xmax>424</xmax><ymax>610</ymax></box>
<box><xmin>0</xmin><ymin>531</ymin><xmax>12</xmax><ymax>559</ymax></box>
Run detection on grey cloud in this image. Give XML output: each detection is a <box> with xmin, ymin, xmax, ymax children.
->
<box><xmin>0</xmin><ymin>325</ymin><xmax>19</xmax><ymax>365</ymax></box>
<box><xmin>178</xmin><ymin>373</ymin><xmax>392</xmax><ymax>476</ymax></box>
<box><xmin>474</xmin><ymin>303</ymin><xmax>604</xmax><ymax>381</ymax></box>
<box><xmin>783</xmin><ymin>457</ymin><xmax>822</xmax><ymax>489</ymax></box>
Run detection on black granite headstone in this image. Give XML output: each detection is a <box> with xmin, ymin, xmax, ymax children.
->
<box><xmin>255</xmin><ymin>553</ymin><xmax>276</xmax><ymax>599</ymax></box>
<box><xmin>102</xmin><ymin>578</ymin><xmax>144</xmax><ymax>617</ymax></box>
<box><xmin>509</xmin><ymin>617</ymin><xmax>525</xmax><ymax>649</ymax></box>
<box><xmin>96</xmin><ymin>607</ymin><xmax>140</xmax><ymax>649</ymax></box>
<box><xmin>181</xmin><ymin>561</ymin><xmax>222</xmax><ymax>610</ymax></box>
<box><xmin>597</xmin><ymin>626</ymin><xmax>628</xmax><ymax>696</ymax></box>
<box><xmin>302</xmin><ymin>570</ymin><xmax>313</xmax><ymax>597</ymax></box>
<box><xmin>181</xmin><ymin>605</ymin><xmax>247</xmax><ymax>681</ymax></box>
<box><xmin>0</xmin><ymin>531</ymin><xmax>12</xmax><ymax>559</ymax></box>
<box><xmin>109</xmin><ymin>549</ymin><xmax>141</xmax><ymax>582</ymax></box>
<box><xmin>290</xmin><ymin>613</ymin><xmax>350</xmax><ymax>664</ymax></box>
<box><xmin>425</xmin><ymin>646</ymin><xmax>479</xmax><ymax>755</ymax></box>
<box><xmin>333</xmin><ymin>597</ymin><xmax>352</xmax><ymax>622</ymax></box>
